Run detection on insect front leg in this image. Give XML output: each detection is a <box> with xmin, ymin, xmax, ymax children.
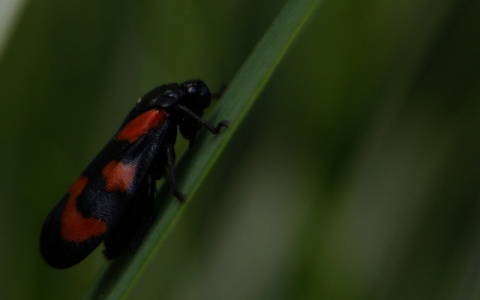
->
<box><xmin>176</xmin><ymin>104</ymin><xmax>229</xmax><ymax>134</ymax></box>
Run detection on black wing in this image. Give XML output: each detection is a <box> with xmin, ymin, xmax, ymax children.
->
<box><xmin>40</xmin><ymin>109</ymin><xmax>174</xmax><ymax>269</ymax></box>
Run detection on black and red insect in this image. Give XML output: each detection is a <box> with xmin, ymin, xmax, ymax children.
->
<box><xmin>40</xmin><ymin>79</ymin><xmax>227</xmax><ymax>269</ymax></box>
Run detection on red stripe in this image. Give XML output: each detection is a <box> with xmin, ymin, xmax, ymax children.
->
<box><xmin>102</xmin><ymin>160</ymin><xmax>137</xmax><ymax>192</ymax></box>
<box><xmin>61</xmin><ymin>176</ymin><xmax>107</xmax><ymax>242</ymax></box>
<box><xmin>117</xmin><ymin>109</ymin><xmax>167</xmax><ymax>143</ymax></box>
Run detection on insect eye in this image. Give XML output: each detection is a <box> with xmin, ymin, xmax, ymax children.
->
<box><xmin>188</xmin><ymin>86</ymin><xmax>197</xmax><ymax>95</ymax></box>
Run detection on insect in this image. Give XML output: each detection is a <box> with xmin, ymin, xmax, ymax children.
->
<box><xmin>40</xmin><ymin>79</ymin><xmax>228</xmax><ymax>269</ymax></box>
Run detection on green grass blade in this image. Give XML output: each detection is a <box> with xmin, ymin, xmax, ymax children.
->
<box><xmin>87</xmin><ymin>0</ymin><xmax>322</xmax><ymax>298</ymax></box>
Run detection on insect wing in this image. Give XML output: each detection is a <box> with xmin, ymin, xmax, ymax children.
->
<box><xmin>40</xmin><ymin>109</ymin><xmax>170</xmax><ymax>268</ymax></box>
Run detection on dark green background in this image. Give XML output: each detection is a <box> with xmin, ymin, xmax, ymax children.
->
<box><xmin>1</xmin><ymin>0</ymin><xmax>480</xmax><ymax>299</ymax></box>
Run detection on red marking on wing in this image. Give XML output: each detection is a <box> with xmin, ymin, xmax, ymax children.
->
<box><xmin>116</xmin><ymin>109</ymin><xmax>167</xmax><ymax>143</ymax></box>
<box><xmin>61</xmin><ymin>176</ymin><xmax>107</xmax><ymax>242</ymax></box>
<box><xmin>102</xmin><ymin>160</ymin><xmax>137</xmax><ymax>192</ymax></box>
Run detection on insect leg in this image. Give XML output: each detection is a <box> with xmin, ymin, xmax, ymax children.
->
<box><xmin>210</xmin><ymin>84</ymin><xmax>227</xmax><ymax>99</ymax></box>
<box><xmin>176</xmin><ymin>104</ymin><xmax>229</xmax><ymax>134</ymax></box>
<box><xmin>163</xmin><ymin>143</ymin><xmax>186</xmax><ymax>201</ymax></box>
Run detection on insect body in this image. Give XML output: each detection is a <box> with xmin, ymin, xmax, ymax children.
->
<box><xmin>40</xmin><ymin>79</ymin><xmax>227</xmax><ymax>269</ymax></box>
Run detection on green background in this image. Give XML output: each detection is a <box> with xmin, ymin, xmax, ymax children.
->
<box><xmin>1</xmin><ymin>0</ymin><xmax>480</xmax><ymax>299</ymax></box>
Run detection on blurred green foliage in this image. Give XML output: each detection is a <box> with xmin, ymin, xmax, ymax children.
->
<box><xmin>1</xmin><ymin>0</ymin><xmax>480</xmax><ymax>299</ymax></box>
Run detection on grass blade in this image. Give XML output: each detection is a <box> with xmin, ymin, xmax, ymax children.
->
<box><xmin>88</xmin><ymin>0</ymin><xmax>322</xmax><ymax>298</ymax></box>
